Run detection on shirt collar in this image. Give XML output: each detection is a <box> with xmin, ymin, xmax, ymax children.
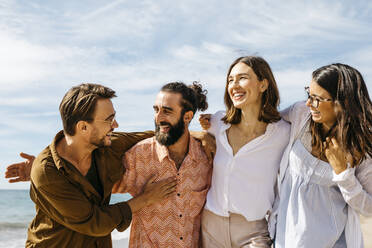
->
<box><xmin>50</xmin><ymin>130</ymin><xmax>67</xmax><ymax>171</ymax></box>
<box><xmin>154</xmin><ymin>135</ymin><xmax>201</xmax><ymax>163</ymax></box>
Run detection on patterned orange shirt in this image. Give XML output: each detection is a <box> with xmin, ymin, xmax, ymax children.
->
<box><xmin>117</xmin><ymin>136</ymin><xmax>212</xmax><ymax>248</ymax></box>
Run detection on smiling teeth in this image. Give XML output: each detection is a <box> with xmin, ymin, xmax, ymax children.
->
<box><xmin>233</xmin><ymin>93</ymin><xmax>244</xmax><ymax>97</ymax></box>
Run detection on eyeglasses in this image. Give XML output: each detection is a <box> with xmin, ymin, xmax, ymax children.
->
<box><xmin>305</xmin><ymin>86</ymin><xmax>333</xmax><ymax>108</ymax></box>
<box><xmin>94</xmin><ymin>117</ymin><xmax>116</xmax><ymax>126</ymax></box>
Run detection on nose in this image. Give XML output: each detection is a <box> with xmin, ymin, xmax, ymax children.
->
<box><xmin>154</xmin><ymin>110</ymin><xmax>164</xmax><ymax>123</ymax></box>
<box><xmin>231</xmin><ymin>77</ymin><xmax>239</xmax><ymax>86</ymax></box>
<box><xmin>112</xmin><ymin>119</ymin><xmax>119</xmax><ymax>128</ymax></box>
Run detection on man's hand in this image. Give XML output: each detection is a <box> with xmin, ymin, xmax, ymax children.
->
<box><xmin>190</xmin><ymin>131</ymin><xmax>216</xmax><ymax>162</ymax></box>
<box><xmin>127</xmin><ymin>176</ymin><xmax>177</xmax><ymax>212</ymax></box>
<box><xmin>142</xmin><ymin>176</ymin><xmax>177</xmax><ymax>205</ymax></box>
<box><xmin>5</xmin><ymin>152</ymin><xmax>35</xmax><ymax>183</ymax></box>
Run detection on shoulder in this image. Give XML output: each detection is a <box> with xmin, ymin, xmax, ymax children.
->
<box><xmin>269</xmin><ymin>119</ymin><xmax>291</xmax><ymax>145</ymax></box>
<box><xmin>211</xmin><ymin>110</ymin><xmax>225</xmax><ymax>124</ymax></box>
<box><xmin>209</xmin><ymin>110</ymin><xmax>227</xmax><ymax>134</ymax></box>
<box><xmin>109</xmin><ymin>131</ymin><xmax>154</xmax><ymax>153</ymax></box>
<box><xmin>125</xmin><ymin>137</ymin><xmax>156</xmax><ymax>156</ymax></box>
<box><xmin>356</xmin><ymin>157</ymin><xmax>372</xmax><ymax>178</ymax></box>
<box><xmin>289</xmin><ymin>101</ymin><xmax>310</xmax><ymax>123</ymax></box>
<box><xmin>189</xmin><ymin>137</ymin><xmax>211</xmax><ymax>165</ymax></box>
<box><xmin>274</xmin><ymin>119</ymin><xmax>290</xmax><ymax>131</ymax></box>
<box><xmin>31</xmin><ymin>146</ymin><xmax>65</xmax><ymax>188</ymax></box>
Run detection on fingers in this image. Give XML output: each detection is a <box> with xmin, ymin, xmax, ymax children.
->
<box><xmin>159</xmin><ymin>181</ymin><xmax>177</xmax><ymax>198</ymax></box>
<box><xmin>146</xmin><ymin>174</ymin><xmax>157</xmax><ymax>185</ymax></box>
<box><xmin>324</xmin><ymin>137</ymin><xmax>341</xmax><ymax>151</ymax></box>
<box><xmin>5</xmin><ymin>163</ymin><xmax>23</xmax><ymax>178</ymax></box>
<box><xmin>8</xmin><ymin>178</ymin><xmax>22</xmax><ymax>183</ymax></box>
<box><xmin>199</xmin><ymin>114</ymin><xmax>211</xmax><ymax>121</ymax></box>
<box><xmin>6</xmin><ymin>162</ymin><xmax>24</xmax><ymax>170</ymax></box>
<box><xmin>20</xmin><ymin>152</ymin><xmax>35</xmax><ymax>161</ymax></box>
<box><xmin>199</xmin><ymin>114</ymin><xmax>211</xmax><ymax>130</ymax></box>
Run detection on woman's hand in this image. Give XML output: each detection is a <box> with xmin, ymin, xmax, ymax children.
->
<box><xmin>199</xmin><ymin>114</ymin><xmax>212</xmax><ymax>130</ymax></box>
<box><xmin>324</xmin><ymin>137</ymin><xmax>350</xmax><ymax>174</ymax></box>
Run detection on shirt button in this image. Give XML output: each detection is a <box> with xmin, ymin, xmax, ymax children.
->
<box><xmin>177</xmin><ymin>193</ymin><xmax>180</xmax><ymax>196</ymax></box>
<box><xmin>179</xmin><ymin>214</ymin><xmax>182</xmax><ymax>217</ymax></box>
<box><xmin>180</xmin><ymin>237</ymin><xmax>183</xmax><ymax>240</ymax></box>
<box><xmin>177</xmin><ymin>173</ymin><xmax>180</xmax><ymax>176</ymax></box>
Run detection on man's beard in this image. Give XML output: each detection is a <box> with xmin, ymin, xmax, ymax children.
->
<box><xmin>90</xmin><ymin>128</ymin><xmax>112</xmax><ymax>148</ymax></box>
<box><xmin>155</xmin><ymin>116</ymin><xmax>185</xmax><ymax>146</ymax></box>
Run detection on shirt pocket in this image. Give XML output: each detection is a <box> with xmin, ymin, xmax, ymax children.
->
<box><xmin>189</xmin><ymin>188</ymin><xmax>208</xmax><ymax>218</ymax></box>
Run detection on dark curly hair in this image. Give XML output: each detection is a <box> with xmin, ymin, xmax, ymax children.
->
<box><xmin>160</xmin><ymin>81</ymin><xmax>208</xmax><ymax>116</ymax></box>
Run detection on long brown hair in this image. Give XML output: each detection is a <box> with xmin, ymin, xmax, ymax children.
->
<box><xmin>310</xmin><ymin>63</ymin><xmax>372</xmax><ymax>166</ymax></box>
<box><xmin>222</xmin><ymin>56</ymin><xmax>281</xmax><ymax>124</ymax></box>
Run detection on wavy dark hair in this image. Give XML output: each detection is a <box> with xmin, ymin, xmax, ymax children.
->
<box><xmin>222</xmin><ymin>56</ymin><xmax>281</xmax><ymax>124</ymax></box>
<box><xmin>310</xmin><ymin>63</ymin><xmax>372</xmax><ymax>166</ymax></box>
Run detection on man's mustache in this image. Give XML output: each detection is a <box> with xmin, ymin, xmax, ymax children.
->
<box><xmin>158</xmin><ymin>122</ymin><xmax>171</xmax><ymax>127</ymax></box>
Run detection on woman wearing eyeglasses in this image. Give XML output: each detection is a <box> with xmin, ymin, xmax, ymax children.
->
<box><xmin>274</xmin><ymin>63</ymin><xmax>372</xmax><ymax>248</ymax></box>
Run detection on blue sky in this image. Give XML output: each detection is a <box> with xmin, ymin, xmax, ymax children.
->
<box><xmin>1</xmin><ymin>0</ymin><xmax>371</xmax><ymax>189</ymax></box>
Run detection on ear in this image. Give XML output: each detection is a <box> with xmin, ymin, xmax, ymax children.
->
<box><xmin>260</xmin><ymin>79</ymin><xmax>269</xmax><ymax>93</ymax></box>
<box><xmin>75</xmin><ymin>120</ymin><xmax>89</xmax><ymax>134</ymax></box>
<box><xmin>183</xmin><ymin>111</ymin><xmax>194</xmax><ymax>125</ymax></box>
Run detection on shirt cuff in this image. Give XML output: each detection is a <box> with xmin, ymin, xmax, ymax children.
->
<box><xmin>333</xmin><ymin>167</ymin><xmax>363</xmax><ymax>201</ymax></box>
<box><xmin>115</xmin><ymin>201</ymin><xmax>132</xmax><ymax>232</ymax></box>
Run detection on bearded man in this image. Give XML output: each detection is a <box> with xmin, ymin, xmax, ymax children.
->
<box><xmin>112</xmin><ymin>82</ymin><xmax>212</xmax><ymax>248</ymax></box>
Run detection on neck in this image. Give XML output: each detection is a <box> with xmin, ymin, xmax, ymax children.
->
<box><xmin>235</xmin><ymin>104</ymin><xmax>266</xmax><ymax>135</ymax></box>
<box><xmin>321</xmin><ymin>121</ymin><xmax>336</xmax><ymax>135</ymax></box>
<box><xmin>56</xmin><ymin>134</ymin><xmax>96</xmax><ymax>175</ymax></box>
<box><xmin>166</xmin><ymin>130</ymin><xmax>190</xmax><ymax>169</ymax></box>
<box><xmin>168</xmin><ymin>130</ymin><xmax>190</xmax><ymax>158</ymax></box>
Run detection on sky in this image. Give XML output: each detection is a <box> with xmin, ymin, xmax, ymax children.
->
<box><xmin>0</xmin><ymin>0</ymin><xmax>371</xmax><ymax>189</ymax></box>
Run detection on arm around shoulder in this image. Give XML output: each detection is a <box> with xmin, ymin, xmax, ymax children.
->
<box><xmin>31</xmin><ymin>164</ymin><xmax>132</xmax><ymax>236</ymax></box>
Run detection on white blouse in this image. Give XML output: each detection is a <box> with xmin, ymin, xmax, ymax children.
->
<box><xmin>272</xmin><ymin>101</ymin><xmax>372</xmax><ymax>247</ymax></box>
<box><xmin>205</xmin><ymin>110</ymin><xmax>290</xmax><ymax>221</ymax></box>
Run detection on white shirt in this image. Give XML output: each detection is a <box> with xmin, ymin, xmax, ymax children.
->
<box><xmin>205</xmin><ymin>110</ymin><xmax>290</xmax><ymax>221</ymax></box>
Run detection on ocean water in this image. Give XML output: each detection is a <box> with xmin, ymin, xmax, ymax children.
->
<box><xmin>0</xmin><ymin>189</ymin><xmax>131</xmax><ymax>248</ymax></box>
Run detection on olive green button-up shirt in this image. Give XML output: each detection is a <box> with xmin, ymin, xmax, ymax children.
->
<box><xmin>26</xmin><ymin>130</ymin><xmax>153</xmax><ymax>248</ymax></box>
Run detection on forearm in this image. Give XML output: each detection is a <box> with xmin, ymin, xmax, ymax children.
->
<box><xmin>34</xmin><ymin>184</ymin><xmax>132</xmax><ymax>236</ymax></box>
<box><xmin>333</xmin><ymin>167</ymin><xmax>372</xmax><ymax>216</ymax></box>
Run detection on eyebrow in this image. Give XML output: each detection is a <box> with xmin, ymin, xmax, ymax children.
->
<box><xmin>105</xmin><ymin>111</ymin><xmax>116</xmax><ymax>121</ymax></box>
<box><xmin>153</xmin><ymin>105</ymin><xmax>174</xmax><ymax>112</ymax></box>
<box><xmin>309</xmin><ymin>92</ymin><xmax>329</xmax><ymax>100</ymax></box>
<box><xmin>228</xmin><ymin>73</ymin><xmax>250</xmax><ymax>78</ymax></box>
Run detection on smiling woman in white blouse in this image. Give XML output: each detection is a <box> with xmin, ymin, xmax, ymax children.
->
<box><xmin>199</xmin><ymin>56</ymin><xmax>290</xmax><ymax>247</ymax></box>
<box><xmin>274</xmin><ymin>63</ymin><xmax>372</xmax><ymax>248</ymax></box>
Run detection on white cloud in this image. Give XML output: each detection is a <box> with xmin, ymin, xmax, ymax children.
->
<box><xmin>0</xmin><ymin>0</ymin><xmax>372</xmax><ymax>189</ymax></box>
